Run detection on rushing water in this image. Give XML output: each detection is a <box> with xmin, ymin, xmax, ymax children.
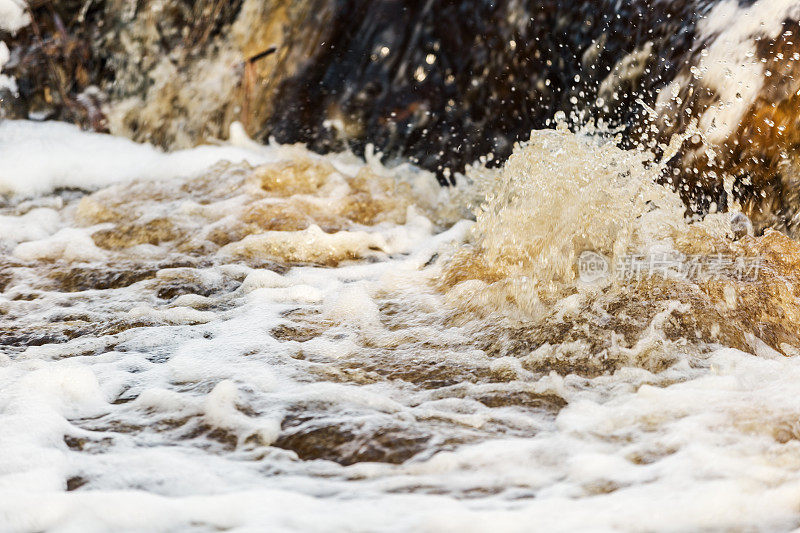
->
<box><xmin>2</xmin><ymin>117</ymin><xmax>800</xmax><ymax>532</ymax></box>
<box><xmin>6</xmin><ymin>0</ymin><xmax>800</xmax><ymax>530</ymax></box>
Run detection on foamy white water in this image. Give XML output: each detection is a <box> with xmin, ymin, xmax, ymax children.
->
<box><xmin>0</xmin><ymin>0</ymin><xmax>29</xmax><ymax>34</ymax></box>
<box><xmin>1</xmin><ymin>121</ymin><xmax>800</xmax><ymax>532</ymax></box>
<box><xmin>0</xmin><ymin>121</ymin><xmax>285</xmax><ymax>196</ymax></box>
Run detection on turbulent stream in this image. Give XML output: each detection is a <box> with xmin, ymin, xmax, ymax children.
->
<box><xmin>6</xmin><ymin>0</ymin><xmax>800</xmax><ymax>531</ymax></box>
<box><xmin>2</xmin><ymin>117</ymin><xmax>800</xmax><ymax>532</ymax></box>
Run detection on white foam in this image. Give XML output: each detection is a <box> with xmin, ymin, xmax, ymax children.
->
<box><xmin>219</xmin><ymin>224</ymin><xmax>389</xmax><ymax>263</ymax></box>
<box><xmin>0</xmin><ymin>120</ymin><xmax>279</xmax><ymax>196</ymax></box>
<box><xmin>0</xmin><ymin>41</ymin><xmax>17</xmax><ymax>93</ymax></box>
<box><xmin>0</xmin><ymin>0</ymin><xmax>29</xmax><ymax>33</ymax></box>
<box><xmin>0</xmin><ymin>207</ymin><xmax>60</xmax><ymax>244</ymax></box>
<box><xmin>0</xmin><ymin>1</ymin><xmax>28</xmax><ymax>97</ymax></box>
<box><xmin>13</xmin><ymin>228</ymin><xmax>106</xmax><ymax>262</ymax></box>
<box><xmin>202</xmin><ymin>380</ymin><xmax>281</xmax><ymax>446</ymax></box>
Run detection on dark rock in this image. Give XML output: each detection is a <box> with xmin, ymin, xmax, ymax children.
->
<box><xmin>66</xmin><ymin>476</ymin><xmax>88</xmax><ymax>491</ymax></box>
<box><xmin>50</xmin><ymin>264</ymin><xmax>159</xmax><ymax>292</ymax></box>
<box><xmin>0</xmin><ymin>0</ymin><xmax>713</xmax><ymax>171</ymax></box>
<box><xmin>274</xmin><ymin>417</ymin><xmax>431</xmax><ymax>465</ymax></box>
<box><xmin>266</xmin><ymin>0</ymin><xmax>714</xmax><ymax>181</ymax></box>
<box><xmin>4</xmin><ymin>1</ymin><xmax>800</xmax><ymax>233</ymax></box>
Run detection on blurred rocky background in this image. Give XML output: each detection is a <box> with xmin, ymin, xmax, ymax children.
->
<box><xmin>0</xmin><ymin>1</ymin><xmax>710</xmax><ymax>172</ymax></box>
<box><xmin>4</xmin><ymin>0</ymin><xmax>800</xmax><ymax>235</ymax></box>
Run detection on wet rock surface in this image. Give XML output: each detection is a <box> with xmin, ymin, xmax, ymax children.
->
<box><xmin>274</xmin><ymin>416</ymin><xmax>433</xmax><ymax>466</ymax></box>
<box><xmin>7</xmin><ymin>0</ymin><xmax>800</xmax><ymax>234</ymax></box>
<box><xmin>3</xmin><ymin>1</ymin><xmax>706</xmax><ymax>168</ymax></box>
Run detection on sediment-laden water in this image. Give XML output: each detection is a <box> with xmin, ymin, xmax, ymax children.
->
<box><xmin>2</xmin><ymin>118</ymin><xmax>800</xmax><ymax>532</ymax></box>
<box><xmin>6</xmin><ymin>0</ymin><xmax>800</xmax><ymax>531</ymax></box>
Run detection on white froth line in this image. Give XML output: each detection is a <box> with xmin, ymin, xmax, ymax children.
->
<box><xmin>0</xmin><ymin>120</ymin><xmax>280</xmax><ymax>196</ymax></box>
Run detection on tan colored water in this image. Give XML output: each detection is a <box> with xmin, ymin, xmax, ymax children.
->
<box><xmin>2</xmin><ymin>119</ymin><xmax>800</xmax><ymax>531</ymax></box>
